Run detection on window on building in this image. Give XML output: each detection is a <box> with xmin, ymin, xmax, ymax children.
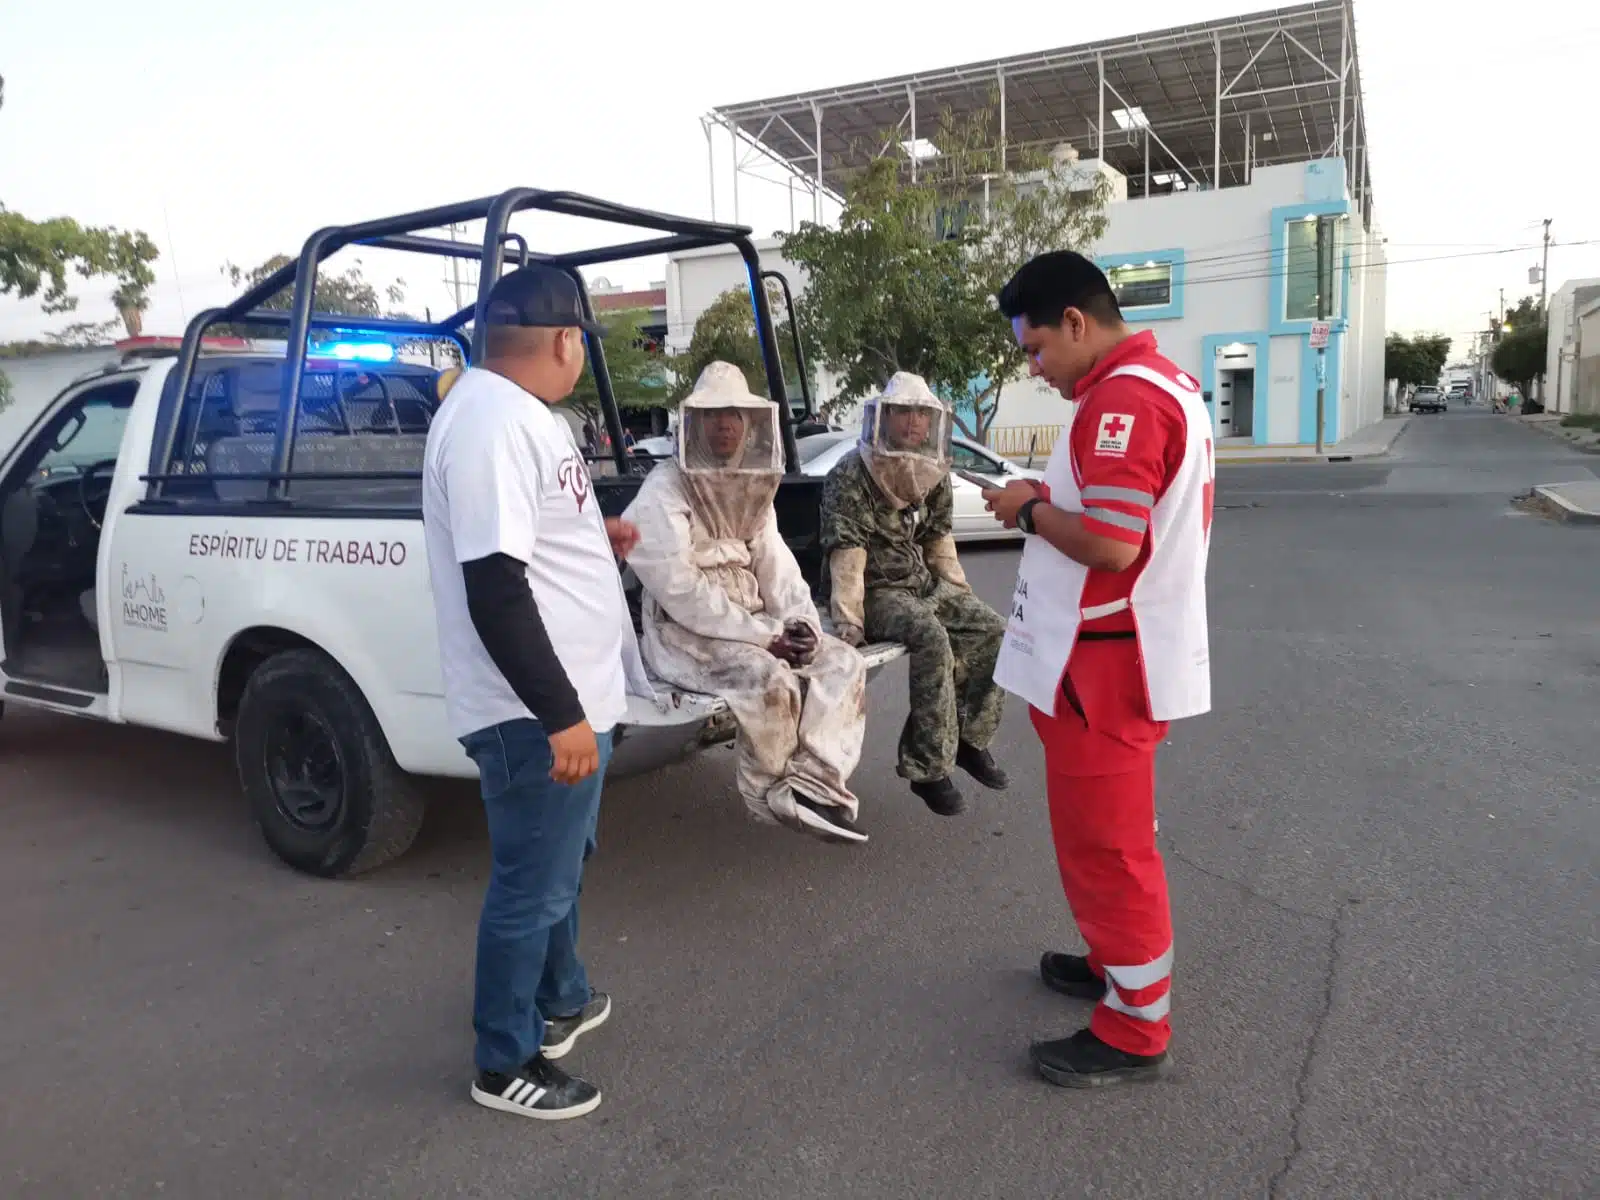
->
<box><xmin>1284</xmin><ymin>216</ymin><xmax>1345</xmax><ymax>322</ymax></box>
<box><xmin>1107</xmin><ymin>261</ymin><xmax>1173</xmax><ymax>310</ymax></box>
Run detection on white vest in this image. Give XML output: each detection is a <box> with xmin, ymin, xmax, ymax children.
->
<box><xmin>992</xmin><ymin>362</ymin><xmax>1214</xmax><ymax>721</ymax></box>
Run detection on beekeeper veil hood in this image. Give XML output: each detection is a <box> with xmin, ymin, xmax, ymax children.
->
<box><xmin>859</xmin><ymin>371</ymin><xmax>953</xmax><ymax>509</ymax></box>
<box><xmin>677</xmin><ymin>361</ymin><xmax>784</xmax><ymax>541</ymax></box>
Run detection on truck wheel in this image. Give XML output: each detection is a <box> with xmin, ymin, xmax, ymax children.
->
<box><xmin>234</xmin><ymin>648</ymin><xmax>425</xmax><ymax>878</ymax></box>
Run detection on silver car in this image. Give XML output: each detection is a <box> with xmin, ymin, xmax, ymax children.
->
<box><xmin>797</xmin><ymin>430</ymin><xmax>1044</xmax><ymax>542</ymax></box>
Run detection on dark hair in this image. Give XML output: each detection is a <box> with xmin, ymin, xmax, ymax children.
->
<box><xmin>997</xmin><ymin>250</ymin><xmax>1124</xmax><ymax>329</ymax></box>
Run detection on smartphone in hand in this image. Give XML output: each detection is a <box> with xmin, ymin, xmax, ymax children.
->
<box><xmin>952</xmin><ymin>467</ymin><xmax>999</xmax><ymax>490</ymax></box>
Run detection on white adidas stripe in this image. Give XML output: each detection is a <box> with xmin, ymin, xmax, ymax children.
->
<box><xmin>502</xmin><ymin>1079</ymin><xmax>547</xmax><ymax>1107</ymax></box>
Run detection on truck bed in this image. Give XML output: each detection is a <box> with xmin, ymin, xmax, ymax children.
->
<box><xmin>611</xmin><ymin>638</ymin><xmax>907</xmax><ymax>778</ymax></box>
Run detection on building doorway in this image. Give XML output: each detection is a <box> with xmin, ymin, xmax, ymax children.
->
<box><xmin>1213</xmin><ymin>342</ymin><xmax>1258</xmax><ymax>440</ymax></box>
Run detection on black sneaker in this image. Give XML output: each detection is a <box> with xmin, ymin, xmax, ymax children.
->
<box><xmin>910</xmin><ymin>776</ymin><xmax>966</xmax><ymax>817</ymax></box>
<box><xmin>471</xmin><ymin>1054</ymin><xmax>601</xmax><ymax>1120</ymax></box>
<box><xmin>1040</xmin><ymin>952</ymin><xmax>1107</xmax><ymax>1000</ymax></box>
<box><xmin>793</xmin><ymin>794</ymin><xmax>869</xmax><ymax>844</ymax></box>
<box><xmin>1030</xmin><ymin>1028</ymin><xmax>1171</xmax><ymax>1089</ymax></box>
<box><xmin>541</xmin><ymin>991</ymin><xmax>611</xmax><ymax>1061</ymax></box>
<box><xmin>956</xmin><ymin>742</ymin><xmax>1010</xmax><ymax>791</ymax></box>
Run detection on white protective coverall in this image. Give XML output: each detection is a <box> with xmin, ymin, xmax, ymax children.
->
<box><xmin>623</xmin><ymin>363</ymin><xmax>868</xmax><ymax>840</ymax></box>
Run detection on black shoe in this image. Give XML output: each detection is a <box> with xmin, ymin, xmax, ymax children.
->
<box><xmin>471</xmin><ymin>1054</ymin><xmax>602</xmax><ymax>1120</ymax></box>
<box><xmin>956</xmin><ymin>742</ymin><xmax>1009</xmax><ymax>791</ymax></box>
<box><xmin>541</xmin><ymin>991</ymin><xmax>611</xmax><ymax>1061</ymax></box>
<box><xmin>1030</xmin><ymin>1028</ymin><xmax>1171</xmax><ymax>1089</ymax></box>
<box><xmin>793</xmin><ymin>793</ymin><xmax>869</xmax><ymax>844</ymax></box>
<box><xmin>1040</xmin><ymin>952</ymin><xmax>1107</xmax><ymax>1001</ymax></box>
<box><xmin>910</xmin><ymin>776</ymin><xmax>966</xmax><ymax>817</ymax></box>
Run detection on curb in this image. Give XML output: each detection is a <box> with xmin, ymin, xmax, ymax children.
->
<box><xmin>1531</xmin><ymin>485</ymin><xmax>1600</xmax><ymax>524</ymax></box>
<box><xmin>1518</xmin><ymin>417</ymin><xmax>1600</xmax><ymax>455</ymax></box>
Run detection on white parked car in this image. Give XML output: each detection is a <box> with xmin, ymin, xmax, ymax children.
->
<box><xmin>796</xmin><ymin>431</ymin><xmax>1044</xmax><ymax>542</ymax></box>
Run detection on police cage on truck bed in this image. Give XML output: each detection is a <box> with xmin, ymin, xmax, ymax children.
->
<box><xmin>138</xmin><ymin>187</ymin><xmax>830</xmax><ymax>581</ymax></box>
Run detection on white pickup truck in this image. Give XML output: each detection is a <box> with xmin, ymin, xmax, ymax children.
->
<box><xmin>0</xmin><ymin>190</ymin><xmax>905</xmax><ymax>878</ymax></box>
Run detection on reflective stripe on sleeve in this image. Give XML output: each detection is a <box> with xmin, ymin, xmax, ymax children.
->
<box><xmin>1084</xmin><ymin>506</ymin><xmax>1148</xmax><ymax>533</ymax></box>
<box><xmin>1082</xmin><ymin>485</ymin><xmax>1156</xmax><ymax>507</ymax></box>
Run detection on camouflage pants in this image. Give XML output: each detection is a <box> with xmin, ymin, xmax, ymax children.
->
<box><xmin>865</xmin><ymin>579</ymin><xmax>1007</xmax><ymax>783</ymax></box>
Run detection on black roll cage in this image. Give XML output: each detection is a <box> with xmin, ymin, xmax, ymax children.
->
<box><xmin>147</xmin><ymin>188</ymin><xmax>808</xmax><ymax>501</ymax></box>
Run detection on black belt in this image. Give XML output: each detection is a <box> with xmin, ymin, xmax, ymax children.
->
<box><xmin>1078</xmin><ymin>630</ymin><xmax>1136</xmax><ymax>642</ymax></box>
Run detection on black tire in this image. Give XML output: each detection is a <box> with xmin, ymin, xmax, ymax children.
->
<box><xmin>234</xmin><ymin>647</ymin><xmax>426</xmax><ymax>878</ymax></box>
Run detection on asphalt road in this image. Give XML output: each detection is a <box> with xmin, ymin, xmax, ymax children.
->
<box><xmin>3</xmin><ymin>409</ymin><xmax>1596</xmax><ymax>1199</ymax></box>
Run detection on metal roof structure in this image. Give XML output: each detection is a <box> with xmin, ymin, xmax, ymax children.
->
<box><xmin>704</xmin><ymin>0</ymin><xmax>1371</xmax><ymax>228</ymax></box>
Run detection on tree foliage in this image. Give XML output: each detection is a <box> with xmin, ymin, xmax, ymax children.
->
<box><xmin>0</xmin><ymin>367</ymin><xmax>10</xmax><ymax>413</ymax></box>
<box><xmin>1492</xmin><ymin>329</ymin><xmax>1546</xmax><ymax>400</ymax></box>
<box><xmin>780</xmin><ymin>102</ymin><xmax>1109</xmax><ymax>439</ymax></box>
<box><xmin>0</xmin><ymin>208</ymin><xmax>159</xmax><ymax>334</ymax></box>
<box><xmin>568</xmin><ymin>307</ymin><xmax>667</xmax><ymax>429</ymax></box>
<box><xmin>0</xmin><ymin>84</ymin><xmax>161</xmax><ymax>337</ymax></box>
<box><xmin>221</xmin><ymin>255</ymin><xmax>406</xmax><ymax>320</ymax></box>
<box><xmin>1384</xmin><ymin>333</ymin><xmax>1452</xmax><ymax>390</ymax></box>
<box><xmin>667</xmin><ymin>284</ymin><xmax>801</xmax><ymax>405</ymax></box>
<box><xmin>1489</xmin><ymin>295</ymin><xmax>1547</xmax><ymax>405</ymax></box>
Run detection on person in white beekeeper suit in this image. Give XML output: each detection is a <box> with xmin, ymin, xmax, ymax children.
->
<box><xmin>622</xmin><ymin>362</ymin><xmax>870</xmax><ymax>845</ymax></box>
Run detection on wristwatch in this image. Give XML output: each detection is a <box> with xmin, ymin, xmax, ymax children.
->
<box><xmin>1015</xmin><ymin>497</ymin><xmax>1043</xmax><ymax>535</ymax></box>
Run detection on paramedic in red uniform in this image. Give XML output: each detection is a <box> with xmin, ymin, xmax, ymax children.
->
<box><xmin>983</xmin><ymin>250</ymin><xmax>1214</xmax><ymax>1089</ymax></box>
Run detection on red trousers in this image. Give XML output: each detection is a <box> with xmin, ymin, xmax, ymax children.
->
<box><xmin>1030</xmin><ymin>638</ymin><xmax>1174</xmax><ymax>1057</ymax></box>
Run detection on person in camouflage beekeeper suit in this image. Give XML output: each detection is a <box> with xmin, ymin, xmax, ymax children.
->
<box><xmin>821</xmin><ymin>372</ymin><xmax>1010</xmax><ymax>816</ymax></box>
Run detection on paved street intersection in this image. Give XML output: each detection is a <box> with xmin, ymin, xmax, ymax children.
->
<box><xmin>3</xmin><ymin>408</ymin><xmax>1594</xmax><ymax>1199</ymax></box>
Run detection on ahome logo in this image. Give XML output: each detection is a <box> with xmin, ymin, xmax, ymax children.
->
<box><xmin>121</xmin><ymin>564</ymin><xmax>168</xmax><ymax>633</ymax></box>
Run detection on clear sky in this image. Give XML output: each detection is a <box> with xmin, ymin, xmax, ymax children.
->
<box><xmin>3</xmin><ymin>0</ymin><xmax>1596</xmax><ymax>358</ymax></box>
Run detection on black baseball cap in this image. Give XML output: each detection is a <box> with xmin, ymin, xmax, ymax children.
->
<box><xmin>483</xmin><ymin>264</ymin><xmax>608</xmax><ymax>336</ymax></box>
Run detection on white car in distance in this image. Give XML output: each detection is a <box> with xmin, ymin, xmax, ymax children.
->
<box><xmin>796</xmin><ymin>431</ymin><xmax>1044</xmax><ymax>542</ymax></box>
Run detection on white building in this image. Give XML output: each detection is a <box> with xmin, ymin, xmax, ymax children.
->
<box><xmin>677</xmin><ymin>0</ymin><xmax>1385</xmax><ymax>451</ymax></box>
<box><xmin>1543</xmin><ymin>277</ymin><xmax>1600</xmax><ymax>415</ymax></box>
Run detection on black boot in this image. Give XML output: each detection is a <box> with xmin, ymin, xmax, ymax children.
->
<box><xmin>909</xmin><ymin>776</ymin><xmax>966</xmax><ymax>817</ymax></box>
<box><xmin>956</xmin><ymin>742</ymin><xmax>1009</xmax><ymax>791</ymax></box>
<box><xmin>1039</xmin><ymin>952</ymin><xmax>1107</xmax><ymax>1000</ymax></box>
<box><xmin>1030</xmin><ymin>1028</ymin><xmax>1170</xmax><ymax>1089</ymax></box>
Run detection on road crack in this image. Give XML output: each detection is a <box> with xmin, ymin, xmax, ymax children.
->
<box><xmin>1162</xmin><ymin>846</ymin><xmax>1353</xmax><ymax>1199</ymax></box>
<box><xmin>1164</xmin><ymin>845</ymin><xmax>1330</xmax><ymax>924</ymax></box>
<box><xmin>1266</xmin><ymin>900</ymin><xmax>1350</xmax><ymax>1200</ymax></box>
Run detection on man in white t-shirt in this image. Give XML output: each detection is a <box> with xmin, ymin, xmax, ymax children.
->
<box><xmin>422</xmin><ymin>264</ymin><xmax>646</xmax><ymax>1123</ymax></box>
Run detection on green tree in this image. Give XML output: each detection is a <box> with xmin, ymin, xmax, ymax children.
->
<box><xmin>1385</xmin><ymin>333</ymin><xmax>1451</xmax><ymax>391</ymax></box>
<box><xmin>0</xmin><ymin>367</ymin><xmax>10</xmax><ymax>413</ymax></box>
<box><xmin>1</xmin><ymin>83</ymin><xmax>161</xmax><ymax>336</ymax></box>
<box><xmin>780</xmin><ymin>102</ymin><xmax>1109</xmax><ymax>440</ymax></box>
<box><xmin>668</xmin><ymin>284</ymin><xmax>801</xmax><ymax>405</ymax></box>
<box><xmin>219</xmin><ymin>254</ymin><xmax>406</xmax><ymax>323</ymax></box>
<box><xmin>1492</xmin><ymin>327</ymin><xmax>1546</xmax><ymax>402</ymax></box>
<box><xmin>1489</xmin><ymin>296</ymin><xmax>1546</xmax><ymax>406</ymax></box>
<box><xmin>0</xmin><ymin>209</ymin><xmax>159</xmax><ymax>335</ymax></box>
<box><xmin>568</xmin><ymin>307</ymin><xmax>667</xmax><ymax>432</ymax></box>
<box><xmin>45</xmin><ymin>318</ymin><xmax>123</xmax><ymax>348</ymax></box>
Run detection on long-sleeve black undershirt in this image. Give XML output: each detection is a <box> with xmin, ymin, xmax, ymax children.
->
<box><xmin>461</xmin><ymin>552</ymin><xmax>586</xmax><ymax>734</ymax></box>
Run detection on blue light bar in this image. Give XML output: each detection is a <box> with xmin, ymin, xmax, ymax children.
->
<box><xmin>318</xmin><ymin>340</ymin><xmax>396</xmax><ymax>363</ymax></box>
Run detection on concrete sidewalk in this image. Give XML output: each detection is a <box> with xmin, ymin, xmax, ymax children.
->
<box><xmin>1002</xmin><ymin>414</ymin><xmax>1411</xmax><ymax>468</ymax></box>
<box><xmin>1212</xmin><ymin>414</ymin><xmax>1411</xmax><ymax>464</ymax></box>
<box><xmin>1531</xmin><ymin>479</ymin><xmax>1600</xmax><ymax>523</ymax></box>
<box><xmin>1519</xmin><ymin>412</ymin><xmax>1600</xmax><ymax>455</ymax></box>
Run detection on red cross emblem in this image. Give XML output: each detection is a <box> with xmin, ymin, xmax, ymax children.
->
<box><xmin>1103</xmin><ymin>415</ymin><xmax>1128</xmax><ymax>438</ymax></box>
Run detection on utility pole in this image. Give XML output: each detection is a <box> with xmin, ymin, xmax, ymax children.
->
<box><xmin>1539</xmin><ymin>218</ymin><xmax>1552</xmax><ymax>314</ymax></box>
<box><xmin>1314</xmin><ymin>213</ymin><xmax>1334</xmax><ymax>454</ymax></box>
<box><xmin>1538</xmin><ymin>217</ymin><xmax>1552</xmax><ymax>406</ymax></box>
<box><xmin>443</xmin><ymin>222</ymin><xmax>466</xmax><ymax>311</ymax></box>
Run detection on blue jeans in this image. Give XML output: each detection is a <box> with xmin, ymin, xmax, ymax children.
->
<box><xmin>460</xmin><ymin>719</ymin><xmax>614</xmax><ymax>1074</ymax></box>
